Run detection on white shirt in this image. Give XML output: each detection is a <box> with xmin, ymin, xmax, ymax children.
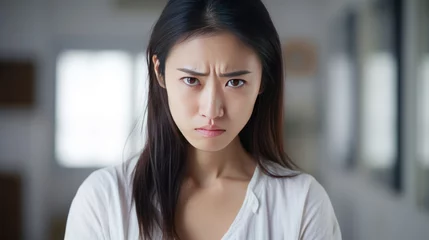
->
<box><xmin>65</xmin><ymin>158</ymin><xmax>342</xmax><ymax>240</ymax></box>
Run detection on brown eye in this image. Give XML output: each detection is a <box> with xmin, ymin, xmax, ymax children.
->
<box><xmin>182</xmin><ymin>77</ymin><xmax>200</xmax><ymax>86</ymax></box>
<box><xmin>226</xmin><ymin>79</ymin><xmax>245</xmax><ymax>88</ymax></box>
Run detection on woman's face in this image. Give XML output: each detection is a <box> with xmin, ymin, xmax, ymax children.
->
<box><xmin>155</xmin><ymin>32</ymin><xmax>263</xmax><ymax>152</ymax></box>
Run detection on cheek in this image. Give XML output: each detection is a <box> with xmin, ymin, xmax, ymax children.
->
<box><xmin>225</xmin><ymin>92</ymin><xmax>258</xmax><ymax>123</ymax></box>
<box><xmin>166</xmin><ymin>86</ymin><xmax>198</xmax><ymax>122</ymax></box>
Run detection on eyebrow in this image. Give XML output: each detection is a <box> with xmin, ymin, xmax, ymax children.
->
<box><xmin>177</xmin><ymin>68</ymin><xmax>251</xmax><ymax>78</ymax></box>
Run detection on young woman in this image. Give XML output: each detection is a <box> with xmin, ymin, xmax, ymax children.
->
<box><xmin>65</xmin><ymin>0</ymin><xmax>342</xmax><ymax>239</ymax></box>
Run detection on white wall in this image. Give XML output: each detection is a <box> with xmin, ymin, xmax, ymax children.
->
<box><xmin>267</xmin><ymin>0</ymin><xmax>328</xmax><ymax>175</ymax></box>
<box><xmin>0</xmin><ymin>0</ymin><xmax>327</xmax><ymax>239</ymax></box>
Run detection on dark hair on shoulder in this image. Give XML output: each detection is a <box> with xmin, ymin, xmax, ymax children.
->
<box><xmin>132</xmin><ymin>0</ymin><xmax>299</xmax><ymax>239</ymax></box>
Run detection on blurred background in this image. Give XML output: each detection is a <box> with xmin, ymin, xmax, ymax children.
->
<box><xmin>0</xmin><ymin>0</ymin><xmax>428</xmax><ymax>239</ymax></box>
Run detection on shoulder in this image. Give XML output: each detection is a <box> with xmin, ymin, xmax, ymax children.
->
<box><xmin>64</xmin><ymin>158</ymin><xmax>138</xmax><ymax>239</ymax></box>
<box><xmin>77</xmin><ymin>157</ymin><xmax>138</xmax><ymax>196</ymax></box>
<box><xmin>262</xmin><ymin>161</ymin><xmax>321</xmax><ymax>198</ymax></box>
<box><xmin>74</xmin><ymin>157</ymin><xmax>139</xmax><ymax>211</ymax></box>
<box><xmin>260</xmin><ymin>161</ymin><xmax>342</xmax><ymax>239</ymax></box>
<box><xmin>262</xmin><ymin>161</ymin><xmax>335</xmax><ymax>212</ymax></box>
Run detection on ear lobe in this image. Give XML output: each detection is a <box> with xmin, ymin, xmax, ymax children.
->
<box><xmin>152</xmin><ymin>55</ymin><xmax>166</xmax><ymax>88</ymax></box>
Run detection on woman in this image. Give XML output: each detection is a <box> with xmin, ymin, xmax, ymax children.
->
<box><xmin>65</xmin><ymin>0</ymin><xmax>341</xmax><ymax>239</ymax></box>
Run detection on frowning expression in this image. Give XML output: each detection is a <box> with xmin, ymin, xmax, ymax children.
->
<box><xmin>153</xmin><ymin>32</ymin><xmax>263</xmax><ymax>151</ymax></box>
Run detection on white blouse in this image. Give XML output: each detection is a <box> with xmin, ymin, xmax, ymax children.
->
<box><xmin>65</xmin><ymin>158</ymin><xmax>342</xmax><ymax>240</ymax></box>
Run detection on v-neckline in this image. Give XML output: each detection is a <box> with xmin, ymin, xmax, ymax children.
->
<box><xmin>220</xmin><ymin>164</ymin><xmax>260</xmax><ymax>240</ymax></box>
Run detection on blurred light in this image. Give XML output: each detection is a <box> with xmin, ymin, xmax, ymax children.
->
<box><xmin>132</xmin><ymin>53</ymin><xmax>149</xmax><ymax>153</ymax></box>
<box><xmin>327</xmin><ymin>53</ymin><xmax>354</xmax><ymax>163</ymax></box>
<box><xmin>361</xmin><ymin>52</ymin><xmax>396</xmax><ymax>169</ymax></box>
<box><xmin>418</xmin><ymin>55</ymin><xmax>429</xmax><ymax>167</ymax></box>
<box><xmin>55</xmin><ymin>50</ymin><xmax>133</xmax><ymax>167</ymax></box>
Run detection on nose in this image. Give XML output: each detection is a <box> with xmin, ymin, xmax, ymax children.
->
<box><xmin>199</xmin><ymin>80</ymin><xmax>224</xmax><ymax>121</ymax></box>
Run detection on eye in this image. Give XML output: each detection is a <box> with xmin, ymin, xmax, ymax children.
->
<box><xmin>226</xmin><ymin>79</ymin><xmax>245</xmax><ymax>88</ymax></box>
<box><xmin>182</xmin><ymin>77</ymin><xmax>200</xmax><ymax>86</ymax></box>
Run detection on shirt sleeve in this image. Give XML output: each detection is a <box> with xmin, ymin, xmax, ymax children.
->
<box><xmin>299</xmin><ymin>176</ymin><xmax>342</xmax><ymax>240</ymax></box>
<box><xmin>64</xmin><ymin>170</ymin><xmax>110</xmax><ymax>240</ymax></box>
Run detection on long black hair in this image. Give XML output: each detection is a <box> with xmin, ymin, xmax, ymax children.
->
<box><xmin>132</xmin><ymin>0</ymin><xmax>299</xmax><ymax>239</ymax></box>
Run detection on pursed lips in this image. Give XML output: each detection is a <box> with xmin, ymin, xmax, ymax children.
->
<box><xmin>195</xmin><ymin>125</ymin><xmax>226</xmax><ymax>137</ymax></box>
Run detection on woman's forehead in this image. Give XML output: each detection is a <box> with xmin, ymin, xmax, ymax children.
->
<box><xmin>166</xmin><ymin>32</ymin><xmax>261</xmax><ymax>69</ymax></box>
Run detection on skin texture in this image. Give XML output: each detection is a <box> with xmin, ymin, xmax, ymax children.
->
<box><xmin>152</xmin><ymin>32</ymin><xmax>263</xmax><ymax>240</ymax></box>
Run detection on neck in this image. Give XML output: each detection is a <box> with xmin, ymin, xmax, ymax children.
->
<box><xmin>185</xmin><ymin>137</ymin><xmax>255</xmax><ymax>187</ymax></box>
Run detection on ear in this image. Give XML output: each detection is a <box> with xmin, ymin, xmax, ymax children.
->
<box><xmin>152</xmin><ymin>55</ymin><xmax>165</xmax><ymax>88</ymax></box>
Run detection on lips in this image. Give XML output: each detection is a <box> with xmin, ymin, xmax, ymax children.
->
<box><xmin>195</xmin><ymin>128</ymin><xmax>226</xmax><ymax>137</ymax></box>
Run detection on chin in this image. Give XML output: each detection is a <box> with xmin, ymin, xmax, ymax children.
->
<box><xmin>186</xmin><ymin>137</ymin><xmax>232</xmax><ymax>152</ymax></box>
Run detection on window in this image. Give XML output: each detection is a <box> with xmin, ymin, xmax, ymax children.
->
<box><xmin>55</xmin><ymin>50</ymin><xmax>148</xmax><ymax>168</ymax></box>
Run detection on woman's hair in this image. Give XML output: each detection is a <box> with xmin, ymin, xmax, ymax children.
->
<box><xmin>132</xmin><ymin>0</ymin><xmax>298</xmax><ymax>239</ymax></box>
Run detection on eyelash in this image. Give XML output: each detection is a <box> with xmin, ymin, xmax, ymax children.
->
<box><xmin>181</xmin><ymin>77</ymin><xmax>246</xmax><ymax>88</ymax></box>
